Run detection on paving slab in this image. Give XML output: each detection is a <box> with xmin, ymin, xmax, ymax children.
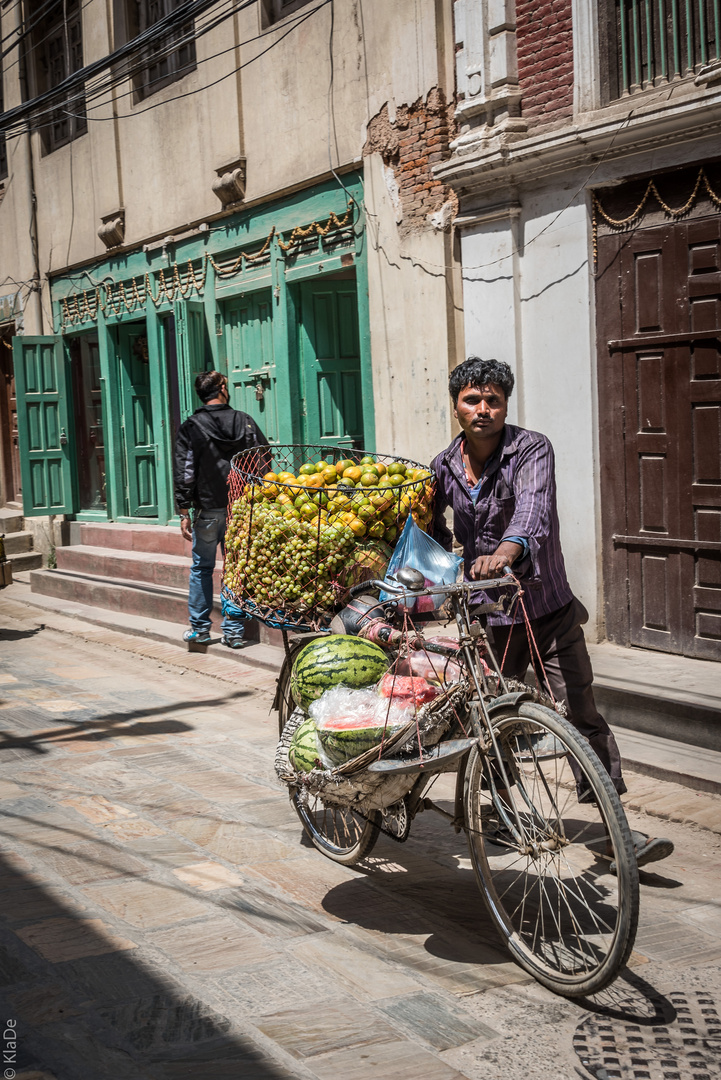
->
<box><xmin>1</xmin><ymin>592</ymin><xmax>721</xmax><ymax>1080</ymax></box>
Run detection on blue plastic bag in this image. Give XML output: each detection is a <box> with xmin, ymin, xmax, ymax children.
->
<box><xmin>381</xmin><ymin>517</ymin><xmax>463</xmax><ymax>611</ymax></box>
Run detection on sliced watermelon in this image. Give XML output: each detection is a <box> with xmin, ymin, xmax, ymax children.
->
<box><xmin>378</xmin><ymin>672</ymin><xmax>439</xmax><ymax>706</ymax></box>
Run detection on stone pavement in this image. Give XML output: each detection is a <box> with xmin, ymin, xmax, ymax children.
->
<box><xmin>0</xmin><ymin>593</ymin><xmax>720</xmax><ymax>1080</ymax></box>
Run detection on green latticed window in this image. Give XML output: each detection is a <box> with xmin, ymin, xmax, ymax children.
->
<box><xmin>603</xmin><ymin>0</ymin><xmax>721</xmax><ymax>99</ymax></box>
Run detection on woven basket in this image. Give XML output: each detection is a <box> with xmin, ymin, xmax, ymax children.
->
<box><xmin>275</xmin><ymin>680</ymin><xmax>470</xmax><ymax>813</ymax></box>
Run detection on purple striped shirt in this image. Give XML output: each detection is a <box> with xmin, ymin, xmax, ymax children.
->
<box><xmin>431</xmin><ymin>426</ymin><xmax>574</xmax><ymax>624</ymax></box>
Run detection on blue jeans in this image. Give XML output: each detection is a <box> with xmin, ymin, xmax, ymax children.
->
<box><xmin>188</xmin><ymin>509</ymin><xmax>246</xmax><ymax>639</ymax></box>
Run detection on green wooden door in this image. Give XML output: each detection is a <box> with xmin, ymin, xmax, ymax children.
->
<box><xmin>117</xmin><ymin>325</ymin><xmax>158</xmax><ymax>518</ymax></box>
<box><xmin>224</xmin><ymin>290</ymin><xmax>278</xmax><ymax>443</ymax></box>
<box><xmin>175</xmin><ymin>299</ymin><xmax>213</xmax><ymax>421</ymax></box>
<box><xmin>298</xmin><ymin>280</ymin><xmax>363</xmax><ymax>450</ymax></box>
<box><xmin>13</xmin><ymin>336</ymin><xmax>78</xmax><ymax>516</ymax></box>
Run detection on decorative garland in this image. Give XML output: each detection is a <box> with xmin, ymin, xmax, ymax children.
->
<box><xmin>592</xmin><ymin>167</ymin><xmax>721</xmax><ymax>268</ymax></box>
<box><xmin>60</xmin><ymin>202</ymin><xmax>355</xmax><ymax>328</ymax></box>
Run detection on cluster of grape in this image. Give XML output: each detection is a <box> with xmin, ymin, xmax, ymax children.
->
<box><xmin>224</xmin><ymin>500</ymin><xmax>356</xmax><ymax>612</ymax></box>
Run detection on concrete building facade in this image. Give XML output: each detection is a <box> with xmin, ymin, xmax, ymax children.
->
<box><xmin>438</xmin><ymin>0</ymin><xmax>721</xmax><ymax>662</ymax></box>
<box><xmin>0</xmin><ymin>0</ymin><xmax>463</xmax><ymax>528</ymax></box>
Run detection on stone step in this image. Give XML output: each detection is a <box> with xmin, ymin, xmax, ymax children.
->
<box><xmin>587</xmin><ymin>640</ymin><xmax>721</xmax><ymax>753</ymax></box>
<box><xmin>69</xmin><ymin>521</ymin><xmax>191</xmax><ymax>559</ymax></box>
<box><xmin>9</xmin><ymin>578</ymin><xmax>283</xmax><ymax>671</ymax></box>
<box><xmin>2</xmin><ymin>531</ymin><xmax>33</xmax><ymax>555</ymax></box>
<box><xmin>0</xmin><ymin>508</ymin><xmax>24</xmax><ymax>534</ymax></box>
<box><xmin>56</xmin><ymin>544</ymin><xmax>221</xmax><ymax>593</ymax></box>
<box><xmin>8</xmin><ymin>551</ymin><xmax>43</xmax><ymax>572</ymax></box>
<box><xmin>30</xmin><ymin>568</ymin><xmax>208</xmax><ymax>625</ymax></box>
<box><xmin>29</xmin><ymin>567</ymin><xmax>283</xmax><ymax>648</ymax></box>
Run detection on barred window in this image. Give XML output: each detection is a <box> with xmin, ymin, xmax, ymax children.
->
<box><xmin>128</xmin><ymin>0</ymin><xmax>197</xmax><ymax>100</ymax></box>
<box><xmin>601</xmin><ymin>0</ymin><xmax>721</xmax><ymax>102</ymax></box>
<box><xmin>32</xmin><ymin>0</ymin><xmax>87</xmax><ymax>153</ymax></box>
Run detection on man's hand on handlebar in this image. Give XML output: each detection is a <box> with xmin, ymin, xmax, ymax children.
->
<box><xmin>470</xmin><ymin>540</ymin><xmax>523</xmax><ymax>580</ymax></box>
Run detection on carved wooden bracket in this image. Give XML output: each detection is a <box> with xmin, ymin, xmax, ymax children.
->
<box><xmin>212</xmin><ymin>159</ymin><xmax>246</xmax><ymax>207</ymax></box>
<box><xmin>98</xmin><ymin>210</ymin><xmax>125</xmax><ymax>249</ymax></box>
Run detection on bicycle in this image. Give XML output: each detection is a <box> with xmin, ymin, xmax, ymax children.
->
<box><xmin>274</xmin><ymin>567</ymin><xmax>640</xmax><ymax>997</ymax></box>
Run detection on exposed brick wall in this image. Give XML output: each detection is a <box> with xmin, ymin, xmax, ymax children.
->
<box><xmin>364</xmin><ymin>88</ymin><xmax>457</xmax><ymax>233</ymax></box>
<box><xmin>516</xmin><ymin>0</ymin><xmax>574</xmax><ymax>127</ymax></box>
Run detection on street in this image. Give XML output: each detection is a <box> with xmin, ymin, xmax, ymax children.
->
<box><xmin>0</xmin><ymin>594</ymin><xmax>720</xmax><ymax>1080</ymax></box>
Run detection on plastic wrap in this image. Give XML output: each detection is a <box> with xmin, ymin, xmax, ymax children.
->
<box><xmin>309</xmin><ymin>686</ymin><xmax>413</xmax><ymax>766</ymax></box>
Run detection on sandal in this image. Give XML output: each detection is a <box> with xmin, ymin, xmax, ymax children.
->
<box><xmin>609</xmin><ymin>830</ymin><xmax>674</xmax><ymax>875</ymax></box>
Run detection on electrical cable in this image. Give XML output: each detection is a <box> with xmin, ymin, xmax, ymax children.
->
<box><xmin>360</xmin><ymin>106</ymin><xmax>637</xmax><ymax>277</ymax></box>
<box><xmin>41</xmin><ymin>0</ymin><xmax>331</xmax><ymax>127</ymax></box>
<box><xmin>39</xmin><ymin>0</ymin><xmax>323</xmax><ymax>121</ymax></box>
<box><xmin>0</xmin><ymin>0</ymin><xmax>70</xmax><ymax>58</ymax></box>
<box><xmin>0</xmin><ymin>0</ymin><xmax>227</xmax><ymax>135</ymax></box>
<box><xmin>1</xmin><ymin>0</ymin><xmax>329</xmax><ymax>135</ymax></box>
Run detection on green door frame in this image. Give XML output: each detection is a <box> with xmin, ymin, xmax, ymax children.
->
<box><xmin>46</xmin><ymin>175</ymin><xmax>371</xmax><ymax>523</ymax></box>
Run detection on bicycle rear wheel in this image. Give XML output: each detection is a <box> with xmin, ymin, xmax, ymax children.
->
<box><xmin>293</xmin><ymin>788</ymin><xmax>381</xmax><ymax>866</ymax></box>
<box><xmin>464</xmin><ymin>702</ymin><xmax>639</xmax><ymax>997</ymax></box>
<box><xmin>279</xmin><ymin>701</ymin><xmax>381</xmax><ymax>866</ymax></box>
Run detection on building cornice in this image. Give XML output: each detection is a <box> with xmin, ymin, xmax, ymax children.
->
<box><xmin>435</xmin><ymin>88</ymin><xmax>721</xmax><ymax>198</ymax></box>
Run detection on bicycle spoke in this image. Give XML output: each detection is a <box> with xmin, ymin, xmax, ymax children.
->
<box><xmin>465</xmin><ymin>707</ymin><xmax>638</xmax><ymax>995</ymax></box>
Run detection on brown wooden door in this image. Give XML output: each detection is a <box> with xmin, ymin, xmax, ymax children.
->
<box><xmin>597</xmin><ymin>215</ymin><xmax>721</xmax><ymax>660</ymax></box>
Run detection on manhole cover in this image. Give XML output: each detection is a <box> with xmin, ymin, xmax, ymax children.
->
<box><xmin>574</xmin><ymin>990</ymin><xmax>721</xmax><ymax>1079</ymax></box>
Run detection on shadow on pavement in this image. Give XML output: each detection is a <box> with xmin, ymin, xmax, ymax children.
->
<box><xmin>0</xmin><ymin>848</ymin><xmax>293</xmax><ymax>1079</ymax></box>
<box><xmin>0</xmin><ymin>690</ymin><xmax>253</xmax><ymax>757</ymax></box>
<box><xmin>0</xmin><ymin>626</ymin><xmax>44</xmax><ymax>642</ymax></box>
<box><xmin>321</xmin><ymin>840</ymin><xmax>511</xmax><ymax>967</ymax></box>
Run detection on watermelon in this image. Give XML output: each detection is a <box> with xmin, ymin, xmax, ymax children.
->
<box><xmin>290</xmin><ymin>635</ymin><xmax>389</xmax><ymax>711</ymax></box>
<box><xmin>317</xmin><ymin>716</ymin><xmax>394</xmax><ymax>765</ymax></box>
<box><xmin>289</xmin><ymin>717</ymin><xmax>323</xmax><ymax>773</ymax></box>
<box><xmin>378</xmin><ymin>672</ymin><xmax>439</xmax><ymax>706</ymax></box>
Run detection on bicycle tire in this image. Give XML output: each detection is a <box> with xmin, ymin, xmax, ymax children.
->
<box><xmin>293</xmin><ymin>789</ymin><xmax>381</xmax><ymax>866</ymax></box>
<box><xmin>464</xmin><ymin>702</ymin><xmax>639</xmax><ymax>997</ymax></box>
<box><xmin>276</xmin><ymin>669</ymin><xmax>381</xmax><ymax>866</ymax></box>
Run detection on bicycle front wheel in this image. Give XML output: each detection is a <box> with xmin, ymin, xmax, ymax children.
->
<box><xmin>464</xmin><ymin>702</ymin><xmax>639</xmax><ymax>997</ymax></box>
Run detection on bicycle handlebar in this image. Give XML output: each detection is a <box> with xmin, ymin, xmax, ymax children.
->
<box><xmin>347</xmin><ymin>570</ymin><xmax>518</xmax><ymax>601</ymax></box>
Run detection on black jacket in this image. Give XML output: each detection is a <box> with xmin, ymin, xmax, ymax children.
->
<box><xmin>173</xmin><ymin>404</ymin><xmax>268</xmax><ymax>511</ymax></box>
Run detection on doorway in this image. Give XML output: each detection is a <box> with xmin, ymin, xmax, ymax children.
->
<box><xmin>596</xmin><ymin>196</ymin><xmax>721</xmax><ymax>660</ymax></box>
<box><xmin>297</xmin><ymin>276</ymin><xmax>363</xmax><ymax>451</ymax></box>
<box><xmin>224</xmin><ymin>289</ymin><xmax>278</xmax><ymax>443</ymax></box>
<box><xmin>114</xmin><ymin>323</ymin><xmax>158</xmax><ymax>518</ymax></box>
<box><xmin>0</xmin><ymin>327</ymin><xmax>21</xmax><ymax>505</ymax></box>
<box><xmin>69</xmin><ymin>334</ymin><xmax>106</xmax><ymax>512</ymax></box>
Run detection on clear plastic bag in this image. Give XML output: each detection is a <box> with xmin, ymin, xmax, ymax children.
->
<box><xmin>309</xmin><ymin>686</ymin><xmax>413</xmax><ymax>766</ymax></box>
<box><xmin>381</xmin><ymin>516</ymin><xmax>463</xmax><ymax>611</ymax></box>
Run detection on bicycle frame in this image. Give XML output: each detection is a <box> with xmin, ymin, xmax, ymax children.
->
<box><xmin>351</xmin><ymin>572</ymin><xmax>539</xmax><ymax>844</ymax></box>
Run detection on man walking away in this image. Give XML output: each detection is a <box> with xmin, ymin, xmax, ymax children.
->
<box><xmin>173</xmin><ymin>370</ymin><xmax>268</xmax><ymax>648</ymax></box>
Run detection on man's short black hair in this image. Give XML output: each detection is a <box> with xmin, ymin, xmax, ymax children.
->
<box><xmin>195</xmin><ymin>370</ymin><xmax>227</xmax><ymax>404</ymax></box>
<box><xmin>449</xmin><ymin>357</ymin><xmax>515</xmax><ymax>405</ymax></box>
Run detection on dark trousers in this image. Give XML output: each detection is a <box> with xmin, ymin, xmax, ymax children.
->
<box><xmin>486</xmin><ymin>598</ymin><xmax>627</xmax><ymax>797</ymax></box>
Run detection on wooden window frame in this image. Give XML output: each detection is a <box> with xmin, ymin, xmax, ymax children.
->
<box><xmin>599</xmin><ymin>0</ymin><xmax>721</xmax><ymax>104</ymax></box>
<box><xmin>29</xmin><ymin>0</ymin><xmax>88</xmax><ymax>155</ymax></box>
<box><xmin>260</xmin><ymin>0</ymin><xmax>313</xmax><ymax>29</ymax></box>
<box><xmin>125</xmin><ymin>0</ymin><xmax>197</xmax><ymax>101</ymax></box>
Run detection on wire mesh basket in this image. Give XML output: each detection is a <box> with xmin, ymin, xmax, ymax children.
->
<box><xmin>224</xmin><ymin>443</ymin><xmax>435</xmax><ymax>629</ymax></box>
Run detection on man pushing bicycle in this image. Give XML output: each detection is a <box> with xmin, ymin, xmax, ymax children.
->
<box><xmin>431</xmin><ymin>357</ymin><xmax>673</xmax><ymax>872</ymax></box>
